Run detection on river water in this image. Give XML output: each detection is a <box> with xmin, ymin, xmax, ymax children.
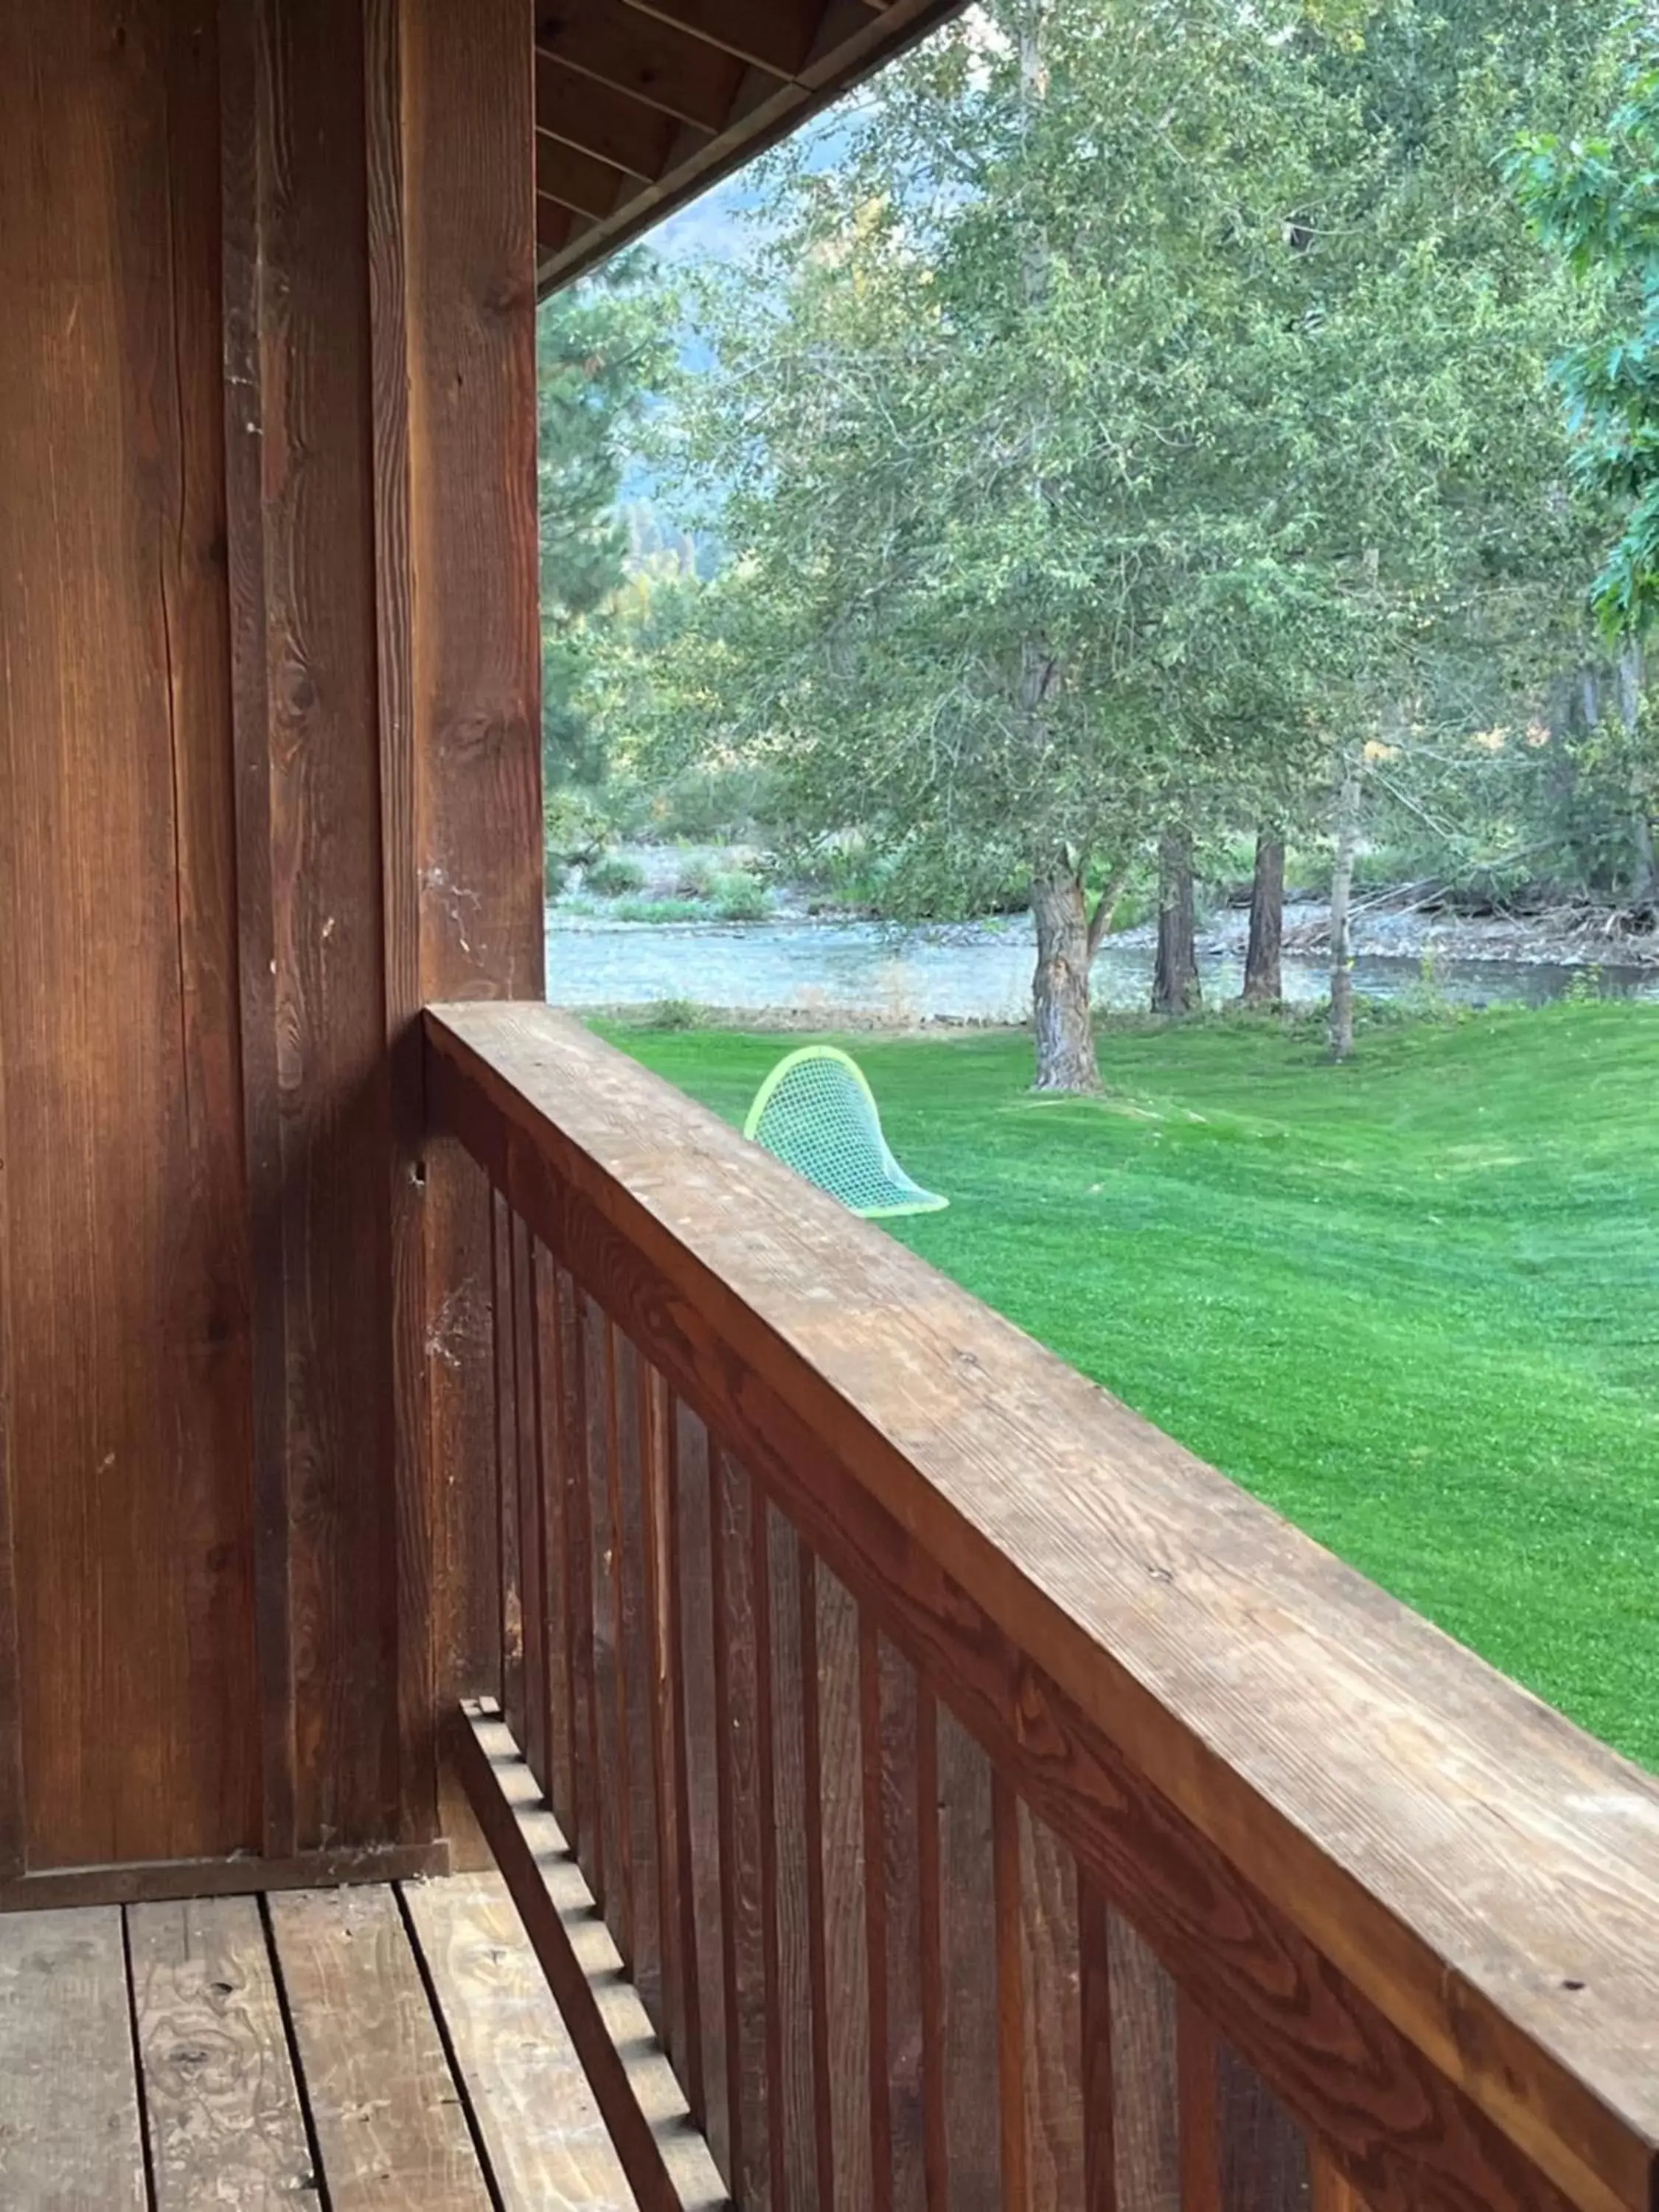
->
<box><xmin>546</xmin><ymin>911</ymin><xmax>1659</xmax><ymax>1020</ymax></box>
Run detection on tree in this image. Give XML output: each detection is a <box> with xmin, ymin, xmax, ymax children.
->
<box><xmin>538</xmin><ymin>250</ymin><xmax>675</xmax><ymax>791</ymax></box>
<box><xmin>652</xmin><ymin>0</ymin><xmax>1360</xmax><ymax>1087</ymax></box>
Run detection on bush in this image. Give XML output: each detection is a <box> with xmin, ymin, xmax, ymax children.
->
<box><xmin>711</xmin><ymin>869</ymin><xmax>769</xmax><ymax>922</ymax></box>
<box><xmin>585</xmin><ymin>853</ymin><xmax>647</xmax><ymax>898</ymax></box>
<box><xmin>643</xmin><ymin>998</ymin><xmax>703</xmax><ymax>1029</ymax></box>
<box><xmin>675</xmin><ymin>858</ymin><xmax>717</xmax><ymax>897</ymax></box>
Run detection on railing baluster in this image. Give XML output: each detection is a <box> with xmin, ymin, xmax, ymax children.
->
<box><xmin>490</xmin><ymin>1188</ymin><xmax>523</xmax><ymax>1741</ymax></box>
<box><xmin>995</xmin><ymin>1775</ymin><xmax>1032</xmax><ymax>2212</ymax></box>
<box><xmin>1110</xmin><ymin>1913</ymin><xmax>1179</xmax><ymax>2212</ymax></box>
<box><xmin>647</xmin><ymin>1374</ymin><xmax>700</xmax><ymax>2105</ymax></box>
<box><xmin>869</xmin><ymin>1634</ymin><xmax>926</xmax><ymax>2212</ymax></box>
<box><xmin>1216</xmin><ymin>2042</ymin><xmax>1309</xmax><ymax>2212</ymax></box>
<box><xmin>597</xmin><ymin>1315</ymin><xmax>634</xmax><ymax>1967</ymax></box>
<box><xmin>510</xmin><ymin>1212</ymin><xmax>546</xmax><ymax>1794</ymax></box>
<box><xmin>917</xmin><ymin>1686</ymin><xmax>946</xmax><ymax>2212</ymax></box>
<box><xmin>580</xmin><ymin>1295</ymin><xmax>615</xmax><ymax>1916</ymax></box>
<box><xmin>815</xmin><ymin>1563</ymin><xmax>872</xmax><ymax>2212</ymax></box>
<box><xmin>617</xmin><ymin>1342</ymin><xmax>664</xmax><ymax>2034</ymax></box>
<box><xmin>859</xmin><ymin>1615</ymin><xmax>894</xmax><ymax>2212</ymax></box>
<box><xmin>676</xmin><ymin>1403</ymin><xmax>731</xmax><ymax>2186</ymax></box>
<box><xmin>1018</xmin><ymin>1806</ymin><xmax>1085</xmax><ymax>2212</ymax></box>
<box><xmin>554</xmin><ymin>1266</ymin><xmax>597</xmax><ymax>1890</ymax></box>
<box><xmin>937</xmin><ymin>1703</ymin><xmax>999</xmax><ymax>2211</ymax></box>
<box><xmin>712</xmin><ymin>1447</ymin><xmax>771</xmax><ymax>2205</ymax></box>
<box><xmin>1177</xmin><ymin>1994</ymin><xmax>1222</xmax><ymax>2212</ymax></box>
<box><xmin>1079</xmin><ymin>1874</ymin><xmax>1118</xmax><ymax>2212</ymax></box>
<box><xmin>532</xmin><ymin>1239</ymin><xmax>573</xmax><ymax>1837</ymax></box>
<box><xmin>768</xmin><ymin>1507</ymin><xmax>821</xmax><ymax>2212</ymax></box>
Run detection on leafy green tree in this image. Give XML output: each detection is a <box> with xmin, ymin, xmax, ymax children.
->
<box><xmin>539</xmin><ymin>250</ymin><xmax>675</xmax><ymax>790</ymax></box>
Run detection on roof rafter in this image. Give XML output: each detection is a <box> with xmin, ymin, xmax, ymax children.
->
<box><xmin>535</xmin><ymin>1</ymin><xmax>756</xmax><ymax>131</ymax></box>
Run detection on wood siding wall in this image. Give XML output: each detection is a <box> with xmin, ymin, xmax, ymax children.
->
<box><xmin>0</xmin><ymin>0</ymin><xmax>541</xmax><ymax>1888</ymax></box>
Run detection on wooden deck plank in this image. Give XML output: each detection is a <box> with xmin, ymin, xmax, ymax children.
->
<box><xmin>0</xmin><ymin>1905</ymin><xmax>146</xmax><ymax>2211</ymax></box>
<box><xmin>403</xmin><ymin>1874</ymin><xmax>638</xmax><ymax>2211</ymax></box>
<box><xmin>268</xmin><ymin>1885</ymin><xmax>491</xmax><ymax>2209</ymax></box>
<box><xmin>128</xmin><ymin>1895</ymin><xmax>313</xmax><ymax>2209</ymax></box>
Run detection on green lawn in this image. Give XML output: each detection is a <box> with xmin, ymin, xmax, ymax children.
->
<box><xmin>605</xmin><ymin>1003</ymin><xmax>1659</xmax><ymax>1769</ymax></box>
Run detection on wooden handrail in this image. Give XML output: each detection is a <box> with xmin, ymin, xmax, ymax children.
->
<box><xmin>425</xmin><ymin>1000</ymin><xmax>1659</xmax><ymax>2212</ymax></box>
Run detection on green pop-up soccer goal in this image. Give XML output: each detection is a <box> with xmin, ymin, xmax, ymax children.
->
<box><xmin>743</xmin><ymin>1046</ymin><xmax>947</xmax><ymax>1220</ymax></box>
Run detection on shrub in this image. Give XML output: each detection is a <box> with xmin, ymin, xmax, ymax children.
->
<box><xmin>585</xmin><ymin>853</ymin><xmax>647</xmax><ymax>898</ymax></box>
<box><xmin>675</xmin><ymin>858</ymin><xmax>717</xmax><ymax>898</ymax></box>
<box><xmin>611</xmin><ymin>897</ymin><xmax>708</xmax><ymax>924</ymax></box>
<box><xmin>643</xmin><ymin>998</ymin><xmax>703</xmax><ymax>1030</ymax></box>
<box><xmin>712</xmin><ymin>870</ymin><xmax>769</xmax><ymax>922</ymax></box>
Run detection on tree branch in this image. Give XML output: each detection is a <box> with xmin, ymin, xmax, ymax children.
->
<box><xmin>1086</xmin><ymin>857</ymin><xmax>1135</xmax><ymax>964</ymax></box>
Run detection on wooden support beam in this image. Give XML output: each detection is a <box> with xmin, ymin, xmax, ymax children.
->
<box><xmin>617</xmin><ymin>0</ymin><xmax>824</xmax><ymax>77</ymax></box>
<box><xmin>536</xmin><ymin>52</ymin><xmax>695</xmax><ymax>179</ymax></box>
<box><xmin>537</xmin><ymin>136</ymin><xmax>630</xmax><ymax>220</ymax></box>
<box><xmin>537</xmin><ymin>0</ymin><xmax>752</xmax><ymax>130</ymax></box>
<box><xmin>538</xmin><ymin>198</ymin><xmax>577</xmax><ymax>256</ymax></box>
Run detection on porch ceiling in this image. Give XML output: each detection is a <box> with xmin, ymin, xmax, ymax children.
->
<box><xmin>535</xmin><ymin>0</ymin><xmax>966</xmax><ymax>290</ymax></box>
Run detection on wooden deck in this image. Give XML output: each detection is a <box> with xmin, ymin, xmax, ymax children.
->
<box><xmin>0</xmin><ymin>1877</ymin><xmax>637</xmax><ymax>2211</ymax></box>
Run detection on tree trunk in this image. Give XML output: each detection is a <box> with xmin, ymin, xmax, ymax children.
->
<box><xmin>1329</xmin><ymin>752</ymin><xmax>1363</xmax><ymax>1062</ymax></box>
<box><xmin>1617</xmin><ymin>643</ymin><xmax>1659</xmax><ymax>912</ymax></box>
<box><xmin>1152</xmin><ymin>827</ymin><xmax>1200</xmax><ymax>1015</ymax></box>
<box><xmin>1031</xmin><ymin>869</ymin><xmax>1100</xmax><ymax>1092</ymax></box>
<box><xmin>1241</xmin><ymin>829</ymin><xmax>1284</xmax><ymax>1006</ymax></box>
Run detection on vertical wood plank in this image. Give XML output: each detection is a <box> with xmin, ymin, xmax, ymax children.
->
<box><xmin>662</xmin><ymin>1391</ymin><xmax>705</xmax><ymax>2119</ymax></box>
<box><xmin>678</xmin><ymin>1404</ymin><xmax>731</xmax><ymax>2184</ymax></box>
<box><xmin>128</xmin><ymin>1895</ymin><xmax>313</xmax><ymax>2208</ymax></box>
<box><xmin>769</xmin><ymin>1510</ymin><xmax>821</xmax><ymax>2212</ymax></box>
<box><xmin>1308</xmin><ymin>2149</ymin><xmax>1362</xmax><ymax>2212</ymax></box>
<box><xmin>1079</xmin><ymin>1874</ymin><xmax>1118</xmax><ymax>2212</ymax></box>
<box><xmin>0</xmin><ymin>1907</ymin><xmax>146</xmax><ymax>2209</ymax></box>
<box><xmin>397</xmin><ymin>0</ymin><xmax>543</xmax><ymax>1861</ymax></box>
<box><xmin>1217</xmin><ymin>2042</ymin><xmax>1310</xmax><ymax>2212</ymax></box>
<box><xmin>1110</xmin><ymin>1914</ymin><xmax>1180</xmax><ymax>2212</ymax></box>
<box><xmin>558</xmin><ymin>1271</ymin><xmax>599</xmax><ymax>1891</ymax></box>
<box><xmin>1020</xmin><ymin>1804</ymin><xmax>1085</xmax><ymax>2212</ymax></box>
<box><xmin>860</xmin><ymin>1615</ymin><xmax>894</xmax><ymax>2212</ymax></box>
<box><xmin>586</xmin><ymin>1304</ymin><xmax>624</xmax><ymax>1941</ymax></box>
<box><xmin>815</xmin><ymin>1563</ymin><xmax>871</xmax><ymax>2212</ymax></box>
<box><xmin>534</xmin><ymin>1242</ymin><xmax>574</xmax><ymax>1837</ymax></box>
<box><xmin>640</xmin><ymin>1360</ymin><xmax>687</xmax><ymax>2066</ymax></box>
<box><xmin>1178</xmin><ymin>1995</ymin><xmax>1222</xmax><ymax>2212</ymax></box>
<box><xmin>917</xmin><ymin>1686</ymin><xmax>946</xmax><ymax>2212</ymax></box>
<box><xmin>872</xmin><ymin>1636</ymin><xmax>926</xmax><ymax>2212</ymax></box>
<box><xmin>712</xmin><ymin>1449</ymin><xmax>771</xmax><ymax>2206</ymax></box>
<box><xmin>493</xmin><ymin>1190</ymin><xmax>525</xmax><ymax>1744</ymax></box>
<box><xmin>995</xmin><ymin>1777</ymin><xmax>1031</xmax><ymax>2212</ymax></box>
<box><xmin>1</xmin><ymin>0</ymin><xmax>260</xmax><ymax>1870</ymax></box>
<box><xmin>223</xmin><ymin>0</ymin><xmax>295</xmax><ymax>1868</ymax></box>
<box><xmin>363</xmin><ymin>0</ymin><xmax>436</xmax><ymax>1856</ymax></box>
<box><xmin>938</xmin><ymin>1705</ymin><xmax>999</xmax><ymax>2212</ymax></box>
<box><xmin>512</xmin><ymin>1214</ymin><xmax>547</xmax><ymax>1792</ymax></box>
<box><xmin>614</xmin><ymin>1335</ymin><xmax>661</xmax><ymax>2020</ymax></box>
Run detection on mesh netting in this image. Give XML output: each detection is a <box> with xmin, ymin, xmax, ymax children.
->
<box><xmin>743</xmin><ymin>1047</ymin><xmax>947</xmax><ymax>1220</ymax></box>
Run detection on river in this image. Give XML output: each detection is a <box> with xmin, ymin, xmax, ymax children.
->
<box><xmin>546</xmin><ymin>910</ymin><xmax>1659</xmax><ymax>1021</ymax></box>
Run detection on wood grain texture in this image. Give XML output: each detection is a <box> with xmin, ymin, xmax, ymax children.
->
<box><xmin>0</xmin><ymin>0</ymin><xmax>260</xmax><ymax>1872</ymax></box>
<box><xmin>0</xmin><ymin>1841</ymin><xmax>451</xmax><ymax>1916</ymax></box>
<box><xmin>495</xmin><ymin>1192</ymin><xmax>526</xmax><ymax>1742</ymax></box>
<box><xmin>0</xmin><ymin>1906</ymin><xmax>147</xmax><ymax>2209</ymax></box>
<box><xmin>268</xmin><ymin>1885</ymin><xmax>492</xmax><ymax>2208</ymax></box>
<box><xmin>425</xmin><ymin>1004</ymin><xmax>1659</xmax><ymax>2212</ymax></box>
<box><xmin>937</xmin><ymin>1705</ymin><xmax>999</xmax><ymax>2212</ymax></box>
<box><xmin>816</xmin><ymin>1565</ymin><xmax>872</xmax><ymax>2212</ymax></box>
<box><xmin>514</xmin><ymin>1214</ymin><xmax>549</xmax><ymax>1793</ymax></box>
<box><xmin>1217</xmin><ymin>2042</ymin><xmax>1310</xmax><ymax>2212</ymax></box>
<box><xmin>586</xmin><ymin>1304</ymin><xmax>625</xmax><ymax>1933</ymax></box>
<box><xmin>400</xmin><ymin>0</ymin><xmax>543</xmax><ymax>1868</ymax></box>
<box><xmin>455</xmin><ymin>1703</ymin><xmax>727</xmax><ymax>2212</ymax></box>
<box><xmin>403</xmin><ymin>1872</ymin><xmax>638</xmax><ymax>2211</ymax></box>
<box><xmin>1111</xmin><ymin>1915</ymin><xmax>1180</xmax><ymax>2212</ymax></box>
<box><xmin>769</xmin><ymin>1512</ymin><xmax>821</xmax><ymax>2212</ymax></box>
<box><xmin>712</xmin><ymin>1450</ymin><xmax>771</xmax><ymax>2206</ymax></box>
<box><xmin>615</xmin><ymin>1335</ymin><xmax>663</xmax><ymax>2022</ymax></box>
<box><xmin>536</xmin><ymin>1242</ymin><xmax>577</xmax><ymax>1839</ymax></box>
<box><xmin>128</xmin><ymin>1894</ymin><xmax>313</xmax><ymax>2208</ymax></box>
<box><xmin>251</xmin><ymin>0</ymin><xmax>400</xmax><ymax>1857</ymax></box>
<box><xmin>1178</xmin><ymin>1995</ymin><xmax>1222</xmax><ymax>2212</ymax></box>
<box><xmin>676</xmin><ymin>1405</ymin><xmax>729</xmax><ymax>2178</ymax></box>
<box><xmin>1079</xmin><ymin>1876</ymin><xmax>1118</xmax><ymax>2212</ymax></box>
<box><xmin>870</xmin><ymin>1635</ymin><xmax>926</xmax><ymax>2212</ymax></box>
<box><xmin>1020</xmin><ymin>1805</ymin><xmax>1086</xmax><ymax>2212</ymax></box>
<box><xmin>641</xmin><ymin>1361</ymin><xmax>689</xmax><ymax>2067</ymax></box>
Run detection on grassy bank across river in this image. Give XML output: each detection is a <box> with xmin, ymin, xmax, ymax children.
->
<box><xmin>606</xmin><ymin>1003</ymin><xmax>1659</xmax><ymax>1768</ymax></box>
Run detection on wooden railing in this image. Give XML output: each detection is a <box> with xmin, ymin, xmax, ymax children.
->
<box><xmin>425</xmin><ymin>1001</ymin><xmax>1659</xmax><ymax>2212</ymax></box>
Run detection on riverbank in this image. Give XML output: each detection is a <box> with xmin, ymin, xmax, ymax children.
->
<box><xmin>609</xmin><ymin>1003</ymin><xmax>1659</xmax><ymax>1770</ymax></box>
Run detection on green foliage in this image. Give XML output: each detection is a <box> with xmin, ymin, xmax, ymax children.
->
<box><xmin>613</xmin><ymin>1006</ymin><xmax>1659</xmax><ymax>1768</ymax></box>
<box><xmin>711</xmin><ymin>872</ymin><xmax>770</xmax><ymax>922</ymax></box>
<box><xmin>585</xmin><ymin>853</ymin><xmax>647</xmax><ymax>897</ymax></box>
<box><xmin>539</xmin><ymin>250</ymin><xmax>678</xmax><ymax>788</ymax></box>
<box><xmin>1512</xmin><ymin>29</ymin><xmax>1659</xmax><ymax>640</ymax></box>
